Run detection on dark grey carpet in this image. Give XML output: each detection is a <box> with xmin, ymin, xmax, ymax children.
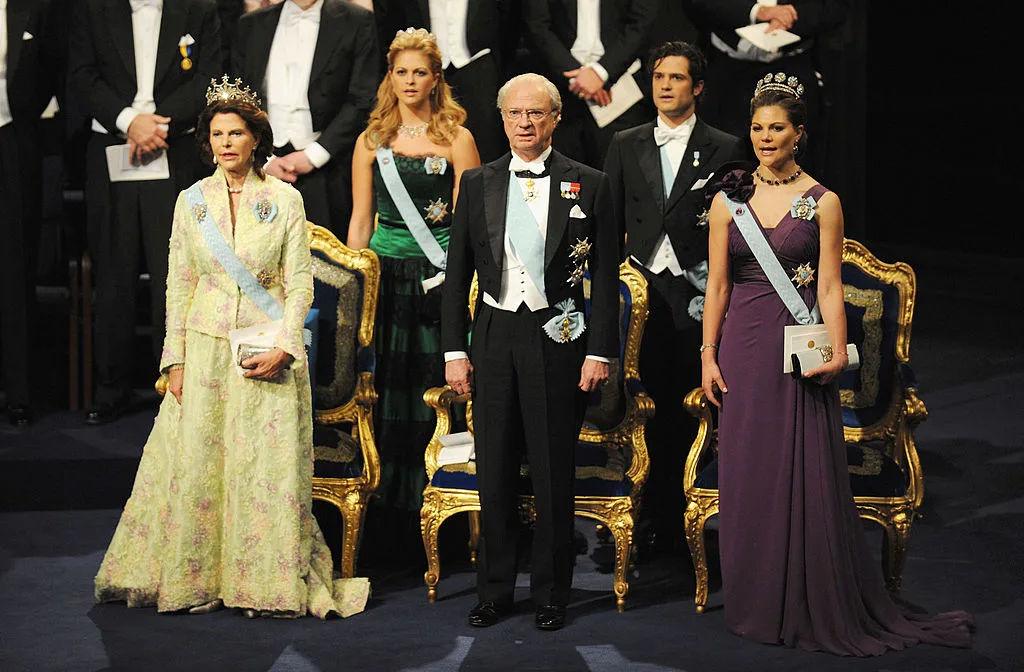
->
<box><xmin>1</xmin><ymin>246</ymin><xmax>1021</xmax><ymax>671</ymax></box>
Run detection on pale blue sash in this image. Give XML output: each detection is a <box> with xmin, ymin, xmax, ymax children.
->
<box><xmin>375</xmin><ymin>147</ymin><xmax>448</xmax><ymax>270</ymax></box>
<box><xmin>506</xmin><ymin>173</ymin><xmax>546</xmax><ymax>296</ymax></box>
<box><xmin>185</xmin><ymin>184</ymin><xmax>311</xmax><ymax>345</ymax></box>
<box><xmin>723</xmin><ymin>193</ymin><xmax>820</xmax><ymax>326</ymax></box>
<box><xmin>659</xmin><ymin>144</ymin><xmax>675</xmax><ymax>199</ymax></box>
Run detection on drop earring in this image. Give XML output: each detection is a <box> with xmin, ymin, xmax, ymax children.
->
<box><xmin>793</xmin><ymin>141</ymin><xmax>799</xmax><ymax>154</ymax></box>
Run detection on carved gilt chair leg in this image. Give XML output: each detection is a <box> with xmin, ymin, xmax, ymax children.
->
<box><xmin>684</xmin><ymin>500</ymin><xmax>712</xmax><ymax>613</ymax></box>
<box><xmin>338</xmin><ymin>494</ymin><xmax>368</xmax><ymax>579</ymax></box>
<box><xmin>609</xmin><ymin>516</ymin><xmax>634</xmax><ymax>613</ymax></box>
<box><xmin>420</xmin><ymin>503</ymin><xmax>445</xmax><ymax>603</ymax></box>
<box><xmin>467</xmin><ymin>510</ymin><xmax>481</xmax><ymax>565</ymax></box>
<box><xmin>882</xmin><ymin>511</ymin><xmax>912</xmax><ymax>595</ymax></box>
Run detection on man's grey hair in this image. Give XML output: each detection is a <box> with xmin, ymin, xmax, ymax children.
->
<box><xmin>496</xmin><ymin>73</ymin><xmax>562</xmax><ymax>113</ymax></box>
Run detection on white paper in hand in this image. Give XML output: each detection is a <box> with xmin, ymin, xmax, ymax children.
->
<box><xmin>437</xmin><ymin>431</ymin><xmax>476</xmax><ymax>466</ymax></box>
<box><xmin>587</xmin><ymin>59</ymin><xmax>643</xmax><ymax>129</ymax></box>
<box><xmin>735</xmin><ymin>23</ymin><xmax>801</xmax><ymax>53</ymax></box>
<box><xmin>105</xmin><ymin>144</ymin><xmax>170</xmax><ymax>182</ymax></box>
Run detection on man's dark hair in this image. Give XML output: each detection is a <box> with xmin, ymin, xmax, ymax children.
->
<box><xmin>646</xmin><ymin>41</ymin><xmax>707</xmax><ymax>87</ymax></box>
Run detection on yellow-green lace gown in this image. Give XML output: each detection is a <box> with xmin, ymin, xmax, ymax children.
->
<box><xmin>94</xmin><ymin>168</ymin><xmax>369</xmax><ymax>617</ymax></box>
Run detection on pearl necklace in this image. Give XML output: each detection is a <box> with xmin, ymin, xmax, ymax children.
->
<box><xmin>398</xmin><ymin>122</ymin><xmax>428</xmax><ymax>138</ymax></box>
<box><xmin>755</xmin><ymin>167</ymin><xmax>802</xmax><ymax>186</ymax></box>
<box><xmin>227</xmin><ymin>185</ymin><xmax>244</xmax><ymax>194</ymax></box>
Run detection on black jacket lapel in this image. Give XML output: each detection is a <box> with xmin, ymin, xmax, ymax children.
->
<box><xmin>309</xmin><ymin>0</ymin><xmax>342</xmax><ymax>89</ymax></box>
<box><xmin>635</xmin><ymin>123</ymin><xmax>664</xmax><ymax>211</ymax></box>
<box><xmin>545</xmin><ymin>151</ymin><xmax>575</xmax><ymax>268</ymax></box>
<box><xmin>249</xmin><ymin>5</ymin><xmax>281</xmax><ymax>94</ymax></box>
<box><xmin>106</xmin><ymin>0</ymin><xmax>136</xmax><ymax>83</ymax></box>
<box><xmin>153</xmin><ymin>0</ymin><xmax>188</xmax><ymax>88</ymax></box>
<box><xmin>5</xmin><ymin>3</ymin><xmax>30</xmax><ymax>83</ymax></box>
<box><xmin>484</xmin><ymin>155</ymin><xmax>512</xmax><ymax>271</ymax></box>
<box><xmin>665</xmin><ymin>120</ymin><xmax>718</xmax><ymax>212</ymax></box>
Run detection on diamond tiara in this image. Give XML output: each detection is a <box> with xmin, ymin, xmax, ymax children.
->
<box><xmin>753</xmin><ymin>72</ymin><xmax>805</xmax><ymax>99</ymax></box>
<box><xmin>394</xmin><ymin>26</ymin><xmax>437</xmax><ymax>44</ymax></box>
<box><xmin>205</xmin><ymin>75</ymin><xmax>262</xmax><ymax>109</ymax></box>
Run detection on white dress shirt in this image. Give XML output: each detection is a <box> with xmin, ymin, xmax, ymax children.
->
<box><xmin>445</xmin><ymin>146</ymin><xmax>607</xmax><ymax>364</ymax></box>
<box><xmin>428</xmin><ymin>0</ymin><xmax>491</xmax><ymax>70</ymax></box>
<box><xmin>645</xmin><ymin>114</ymin><xmax>696</xmax><ymax>276</ymax></box>
<box><xmin>265</xmin><ymin>0</ymin><xmax>330</xmax><ymax>168</ymax></box>
<box><xmin>0</xmin><ymin>3</ymin><xmax>12</xmax><ymax>128</ymax></box>
<box><xmin>570</xmin><ymin>0</ymin><xmax>609</xmax><ymax>82</ymax></box>
<box><xmin>92</xmin><ymin>0</ymin><xmax>163</xmax><ymax>135</ymax></box>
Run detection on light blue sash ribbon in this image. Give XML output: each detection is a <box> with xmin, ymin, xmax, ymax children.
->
<box><xmin>506</xmin><ymin>172</ymin><xmax>546</xmax><ymax>296</ymax></box>
<box><xmin>375</xmin><ymin>147</ymin><xmax>448</xmax><ymax>271</ymax></box>
<box><xmin>186</xmin><ymin>184</ymin><xmax>311</xmax><ymax>346</ymax></box>
<box><xmin>659</xmin><ymin>144</ymin><xmax>675</xmax><ymax>200</ymax></box>
<box><xmin>723</xmin><ymin>193</ymin><xmax>820</xmax><ymax>326</ymax></box>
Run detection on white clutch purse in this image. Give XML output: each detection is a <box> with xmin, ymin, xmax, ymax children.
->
<box><xmin>784</xmin><ymin>324</ymin><xmax>860</xmax><ymax>377</ymax></box>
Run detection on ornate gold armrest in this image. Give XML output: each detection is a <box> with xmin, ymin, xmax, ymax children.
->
<box><xmin>683</xmin><ymin>387</ymin><xmax>715</xmax><ymax>490</ymax></box>
<box><xmin>422</xmin><ymin>385</ymin><xmax>471</xmax><ymax>479</ymax></box>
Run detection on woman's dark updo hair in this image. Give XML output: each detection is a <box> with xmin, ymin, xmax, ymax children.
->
<box><xmin>196</xmin><ymin>99</ymin><xmax>274</xmax><ymax>179</ymax></box>
<box><xmin>749</xmin><ymin>88</ymin><xmax>808</xmax><ymax>158</ymax></box>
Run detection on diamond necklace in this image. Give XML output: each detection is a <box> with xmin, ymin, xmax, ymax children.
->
<box><xmin>398</xmin><ymin>122</ymin><xmax>428</xmax><ymax>138</ymax></box>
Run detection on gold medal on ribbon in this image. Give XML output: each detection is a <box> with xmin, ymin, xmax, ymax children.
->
<box><xmin>180</xmin><ymin>45</ymin><xmax>193</xmax><ymax>71</ymax></box>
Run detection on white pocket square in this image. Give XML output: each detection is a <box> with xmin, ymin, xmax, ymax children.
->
<box><xmin>22</xmin><ymin>32</ymin><xmax>34</xmax><ymax>41</ymax></box>
<box><xmin>569</xmin><ymin>204</ymin><xmax>587</xmax><ymax>219</ymax></box>
<box><xmin>690</xmin><ymin>172</ymin><xmax>715</xmax><ymax>191</ymax></box>
<box><xmin>179</xmin><ymin>34</ymin><xmax>195</xmax><ymax>47</ymax></box>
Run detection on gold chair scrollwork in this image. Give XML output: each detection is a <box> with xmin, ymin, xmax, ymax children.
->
<box><xmin>420</xmin><ymin>260</ymin><xmax>654</xmax><ymax>612</ymax></box>
<box><xmin>307</xmin><ymin>222</ymin><xmax>381</xmax><ymax>578</ymax></box>
<box><xmin>682</xmin><ymin>238</ymin><xmax>926</xmax><ymax>613</ymax></box>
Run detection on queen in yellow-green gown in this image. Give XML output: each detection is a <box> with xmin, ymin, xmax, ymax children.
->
<box><xmin>93</xmin><ymin>162</ymin><xmax>369</xmax><ymax>618</ymax></box>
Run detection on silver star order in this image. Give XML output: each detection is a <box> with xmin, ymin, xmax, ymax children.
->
<box><xmin>569</xmin><ymin>237</ymin><xmax>591</xmax><ymax>260</ymax></box>
<box><xmin>791</xmin><ymin>263</ymin><xmax>815</xmax><ymax>288</ymax></box>
<box><xmin>423</xmin><ymin>198</ymin><xmax>449</xmax><ymax>224</ymax></box>
<box><xmin>192</xmin><ymin>204</ymin><xmax>208</xmax><ymax>221</ymax></box>
<box><xmin>696</xmin><ymin>208</ymin><xmax>710</xmax><ymax>229</ymax></box>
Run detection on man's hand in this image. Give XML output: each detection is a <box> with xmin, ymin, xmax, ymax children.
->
<box><xmin>241</xmin><ymin>347</ymin><xmax>294</xmax><ymax>381</ymax></box>
<box><xmin>278</xmin><ymin>150</ymin><xmax>315</xmax><ymax>176</ymax></box>
<box><xmin>446</xmin><ymin>358</ymin><xmax>474</xmax><ymax>395</ymax></box>
<box><xmin>265</xmin><ymin>156</ymin><xmax>298</xmax><ymax>183</ymax></box>
<box><xmin>756</xmin><ymin>5</ymin><xmax>798</xmax><ymax>31</ymax></box>
<box><xmin>126</xmin><ymin>114</ymin><xmax>170</xmax><ymax>162</ymax></box>
<box><xmin>168</xmin><ymin>367</ymin><xmax>184</xmax><ymax>404</ymax></box>
<box><xmin>578</xmin><ymin>358</ymin><xmax>609</xmax><ymax>392</ymax></box>
<box><xmin>564</xmin><ymin>66</ymin><xmax>607</xmax><ymax>101</ymax></box>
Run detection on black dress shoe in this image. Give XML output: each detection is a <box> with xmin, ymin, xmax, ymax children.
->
<box><xmin>6</xmin><ymin>405</ymin><xmax>32</xmax><ymax>428</ymax></box>
<box><xmin>85</xmin><ymin>399</ymin><xmax>129</xmax><ymax>426</ymax></box>
<box><xmin>534</xmin><ymin>605</ymin><xmax>566</xmax><ymax>631</ymax></box>
<box><xmin>467</xmin><ymin>600</ymin><xmax>511</xmax><ymax>628</ymax></box>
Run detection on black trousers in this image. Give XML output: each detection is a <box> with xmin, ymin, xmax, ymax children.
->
<box><xmin>471</xmin><ymin>303</ymin><xmax>587</xmax><ymax>606</ymax></box>
<box><xmin>446</xmin><ymin>55</ymin><xmax>506</xmax><ymax>164</ymax></box>
<box><xmin>636</xmin><ymin>265</ymin><xmax>702</xmax><ymax>547</ymax></box>
<box><xmin>85</xmin><ymin>132</ymin><xmax>201</xmax><ymax>404</ymax></box>
<box><xmin>0</xmin><ymin>122</ymin><xmax>42</xmax><ymax>406</ymax></box>
<box><xmin>273</xmin><ymin>143</ymin><xmax>352</xmax><ymax>241</ymax></box>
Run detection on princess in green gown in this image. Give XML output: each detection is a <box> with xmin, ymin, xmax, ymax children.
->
<box><xmin>347</xmin><ymin>28</ymin><xmax>481</xmax><ymax>542</ymax></box>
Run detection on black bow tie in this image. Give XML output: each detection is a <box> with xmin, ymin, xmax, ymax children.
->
<box><xmin>514</xmin><ymin>167</ymin><xmax>550</xmax><ymax>179</ymax></box>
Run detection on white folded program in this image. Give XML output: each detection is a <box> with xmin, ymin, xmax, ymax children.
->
<box><xmin>437</xmin><ymin>431</ymin><xmax>476</xmax><ymax>466</ymax></box>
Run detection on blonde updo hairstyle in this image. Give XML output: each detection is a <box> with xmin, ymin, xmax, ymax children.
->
<box><xmin>364</xmin><ymin>27</ymin><xmax>467</xmax><ymax>150</ymax></box>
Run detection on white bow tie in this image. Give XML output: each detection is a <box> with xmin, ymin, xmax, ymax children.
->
<box><xmin>654</xmin><ymin>125</ymin><xmax>691</xmax><ymax>146</ymax></box>
<box><xmin>129</xmin><ymin>0</ymin><xmax>161</xmax><ymax>11</ymax></box>
<box><xmin>509</xmin><ymin>156</ymin><xmax>547</xmax><ymax>176</ymax></box>
<box><xmin>282</xmin><ymin>2</ymin><xmax>320</xmax><ymax>26</ymax></box>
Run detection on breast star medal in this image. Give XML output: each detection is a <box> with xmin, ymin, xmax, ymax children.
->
<box><xmin>256</xmin><ymin>270</ymin><xmax>275</xmax><ymax>288</ymax></box>
<box><xmin>791</xmin><ymin>263</ymin><xmax>815</xmax><ymax>288</ymax></box>
<box><xmin>569</xmin><ymin>237</ymin><xmax>591</xmax><ymax>261</ymax></box>
<box><xmin>696</xmin><ymin>208</ymin><xmax>710</xmax><ymax>229</ymax></box>
<box><xmin>423</xmin><ymin>198</ymin><xmax>449</xmax><ymax>224</ymax></box>
<box><xmin>192</xmin><ymin>204</ymin><xmax>208</xmax><ymax>221</ymax></box>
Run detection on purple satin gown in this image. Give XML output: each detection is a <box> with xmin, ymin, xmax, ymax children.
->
<box><xmin>716</xmin><ymin>183</ymin><xmax>972</xmax><ymax>655</ymax></box>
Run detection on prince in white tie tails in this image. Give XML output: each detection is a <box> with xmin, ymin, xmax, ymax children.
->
<box><xmin>442</xmin><ymin>73</ymin><xmax>619</xmax><ymax>631</ymax></box>
<box><xmin>603</xmin><ymin>41</ymin><xmax>745</xmax><ymax>556</ymax></box>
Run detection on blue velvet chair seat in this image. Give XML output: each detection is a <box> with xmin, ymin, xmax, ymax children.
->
<box><xmin>430</xmin><ymin>441</ymin><xmax>633</xmax><ymax>497</ymax></box>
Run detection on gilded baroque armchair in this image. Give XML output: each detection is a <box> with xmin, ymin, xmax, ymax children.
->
<box><xmin>419</xmin><ymin>261</ymin><xmax>654</xmax><ymax>612</ymax></box>
<box><xmin>307</xmin><ymin>223</ymin><xmax>381</xmax><ymax>578</ymax></box>
<box><xmin>682</xmin><ymin>238</ymin><xmax>926</xmax><ymax>612</ymax></box>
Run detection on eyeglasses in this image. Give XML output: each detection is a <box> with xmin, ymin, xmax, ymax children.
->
<box><xmin>502</xmin><ymin>109</ymin><xmax>554</xmax><ymax>122</ymax></box>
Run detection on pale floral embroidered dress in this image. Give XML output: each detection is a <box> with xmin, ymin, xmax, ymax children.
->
<box><xmin>94</xmin><ymin>167</ymin><xmax>370</xmax><ymax>618</ymax></box>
